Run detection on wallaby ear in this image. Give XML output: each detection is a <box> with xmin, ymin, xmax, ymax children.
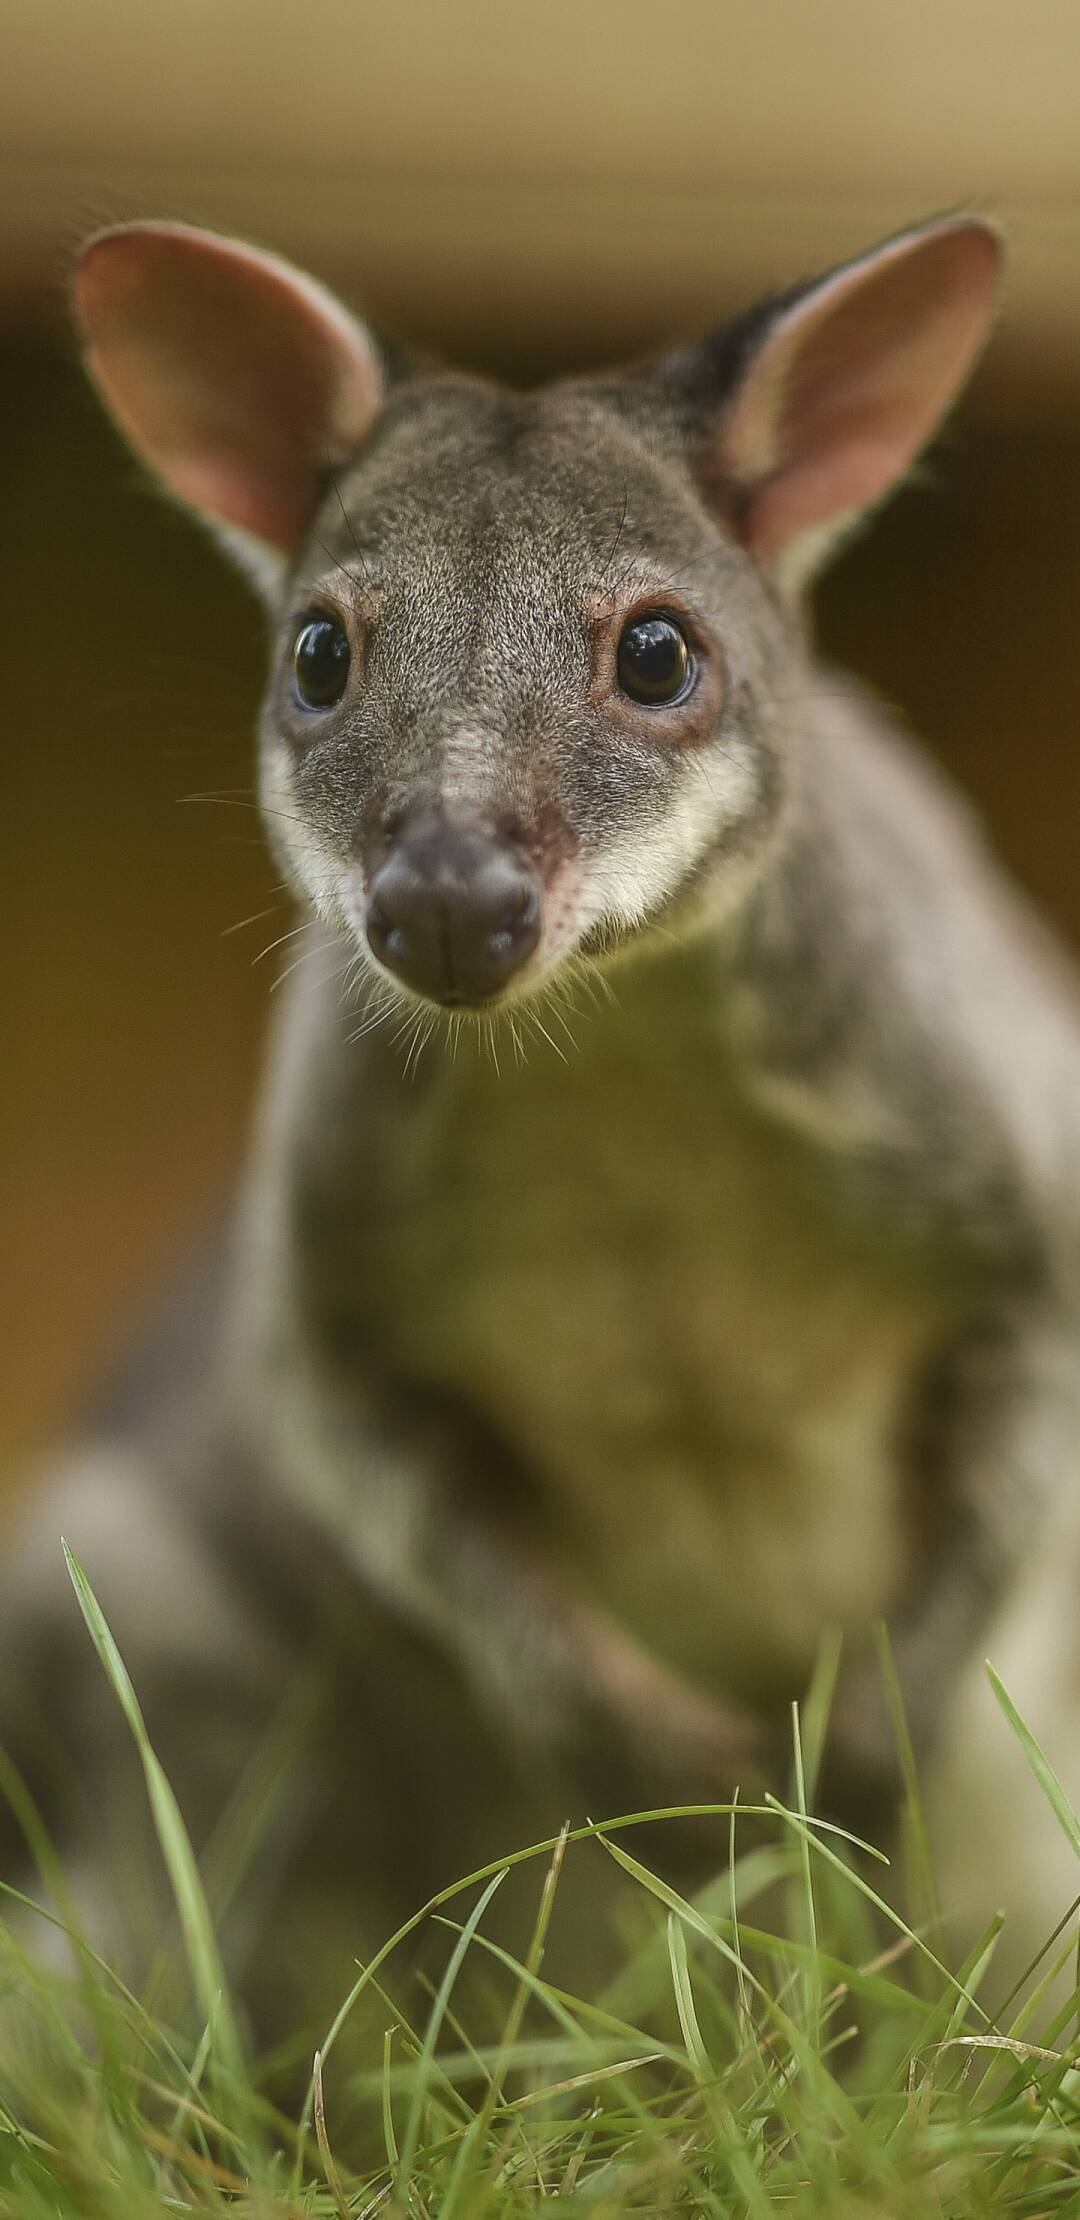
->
<box><xmin>73</xmin><ymin>222</ymin><xmax>385</xmax><ymax>566</ymax></box>
<box><xmin>706</xmin><ymin>217</ymin><xmax>1002</xmax><ymax>583</ymax></box>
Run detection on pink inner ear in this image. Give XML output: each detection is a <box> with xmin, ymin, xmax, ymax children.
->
<box><xmin>723</xmin><ymin>221</ymin><xmax>1002</xmax><ymax>563</ymax></box>
<box><xmin>75</xmin><ymin>224</ymin><xmax>384</xmax><ymax>550</ymax></box>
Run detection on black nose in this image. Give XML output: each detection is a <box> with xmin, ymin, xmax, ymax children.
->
<box><xmin>365</xmin><ymin>822</ymin><xmax>542</xmax><ymax>1005</ymax></box>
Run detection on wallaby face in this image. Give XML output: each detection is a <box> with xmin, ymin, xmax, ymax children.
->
<box><xmin>259</xmin><ymin>379</ymin><xmax>789</xmax><ymax>1007</ymax></box>
<box><xmin>74</xmin><ymin>217</ymin><xmax>1000</xmax><ymax>1014</ymax></box>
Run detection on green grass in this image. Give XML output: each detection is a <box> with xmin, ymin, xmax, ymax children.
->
<box><xmin>1</xmin><ymin>1560</ymin><xmax>1078</xmax><ymax>2217</ymax></box>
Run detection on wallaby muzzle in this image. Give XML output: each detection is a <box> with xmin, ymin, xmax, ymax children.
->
<box><xmin>364</xmin><ymin>811</ymin><xmax>543</xmax><ymax>1005</ymax></box>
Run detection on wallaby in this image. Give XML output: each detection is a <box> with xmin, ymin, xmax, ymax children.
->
<box><xmin>3</xmin><ymin>214</ymin><xmax>1080</xmax><ymax>2038</ymax></box>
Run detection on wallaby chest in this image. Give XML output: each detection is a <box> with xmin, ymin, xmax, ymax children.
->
<box><xmin>339</xmin><ymin>971</ymin><xmax>946</xmax><ymax>1697</ymax></box>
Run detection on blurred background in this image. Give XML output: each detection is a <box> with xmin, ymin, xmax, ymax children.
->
<box><xmin>2</xmin><ymin>0</ymin><xmax>1079</xmax><ymax>1479</ymax></box>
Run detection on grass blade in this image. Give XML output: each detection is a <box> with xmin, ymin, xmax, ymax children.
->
<box><xmin>987</xmin><ymin>1662</ymin><xmax>1080</xmax><ymax>1858</ymax></box>
<box><xmin>666</xmin><ymin>1913</ymin><xmax>711</xmax><ymax>2082</ymax></box>
<box><xmin>395</xmin><ymin>1867</ymin><xmax>505</xmax><ymax>2196</ymax></box>
<box><xmin>62</xmin><ymin>1541</ymin><xmax>246</xmax><ymax>2101</ymax></box>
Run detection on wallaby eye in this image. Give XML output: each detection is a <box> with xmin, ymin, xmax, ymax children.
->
<box><xmin>294</xmin><ymin>611</ymin><xmax>350</xmax><ymax>709</ymax></box>
<box><xmin>616</xmin><ymin>613</ymin><xmax>694</xmax><ymax>706</ymax></box>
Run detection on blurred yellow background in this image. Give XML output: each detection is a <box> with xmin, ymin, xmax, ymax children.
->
<box><xmin>3</xmin><ymin>1</ymin><xmax>1079</xmax><ymax>1473</ymax></box>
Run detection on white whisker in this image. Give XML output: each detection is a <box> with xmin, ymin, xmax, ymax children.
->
<box><xmin>253</xmin><ymin>920</ymin><xmax>313</xmax><ymax>969</ymax></box>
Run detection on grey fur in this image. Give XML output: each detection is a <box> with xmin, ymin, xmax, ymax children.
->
<box><xmin>3</xmin><ymin>218</ymin><xmax>1079</xmax><ymax>2039</ymax></box>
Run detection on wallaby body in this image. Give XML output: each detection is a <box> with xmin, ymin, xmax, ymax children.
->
<box><xmin>4</xmin><ymin>215</ymin><xmax>1080</xmax><ymax>2035</ymax></box>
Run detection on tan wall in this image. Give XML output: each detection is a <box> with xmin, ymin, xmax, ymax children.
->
<box><xmin>3</xmin><ymin>1</ymin><xmax>1079</xmax><ymax>400</ymax></box>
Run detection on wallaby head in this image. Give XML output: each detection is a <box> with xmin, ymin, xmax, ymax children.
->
<box><xmin>74</xmin><ymin>217</ymin><xmax>1000</xmax><ymax>1014</ymax></box>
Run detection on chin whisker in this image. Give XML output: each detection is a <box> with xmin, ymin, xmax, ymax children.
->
<box><xmin>540</xmin><ymin>982</ymin><xmax>583</xmax><ymax>1054</ymax></box>
<box><xmin>343</xmin><ymin>966</ymin><xmax>408</xmax><ymax>1043</ymax></box>
<box><xmin>253</xmin><ymin>919</ymin><xmax>314</xmax><ymax>969</ymax></box>
<box><xmin>267</xmin><ymin>932</ymin><xmax>346</xmax><ymax>995</ymax></box>
<box><xmin>521</xmin><ymin>1001</ymin><xmax>570</xmax><ymax>1065</ymax></box>
<box><xmin>565</xmin><ymin>953</ymin><xmax>617</xmax><ymax>1012</ymax></box>
<box><xmin>403</xmin><ymin>1010</ymin><xmax>430</xmax><ymax>1080</ymax></box>
<box><xmin>329</xmin><ymin>939</ymin><xmax>621</xmax><ymax>1071</ymax></box>
<box><xmin>220</xmin><ymin>889</ymin><xmax>291</xmax><ymax>940</ymax></box>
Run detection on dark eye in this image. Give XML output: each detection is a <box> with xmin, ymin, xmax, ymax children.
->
<box><xmin>616</xmin><ymin>612</ymin><xmax>694</xmax><ymax>706</ymax></box>
<box><xmin>294</xmin><ymin>612</ymin><xmax>350</xmax><ymax>709</ymax></box>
